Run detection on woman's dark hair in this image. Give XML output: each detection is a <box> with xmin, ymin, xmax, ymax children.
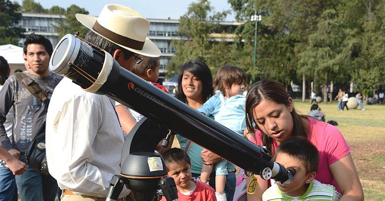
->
<box><xmin>85</xmin><ymin>31</ymin><xmax>134</xmax><ymax>60</ymax></box>
<box><xmin>214</xmin><ymin>65</ymin><xmax>246</xmax><ymax>96</ymax></box>
<box><xmin>245</xmin><ymin>79</ymin><xmax>307</xmax><ymax>154</ymax></box>
<box><xmin>0</xmin><ymin>56</ymin><xmax>10</xmax><ymax>85</ymax></box>
<box><xmin>175</xmin><ymin>60</ymin><xmax>214</xmax><ymax>104</ymax></box>
<box><xmin>23</xmin><ymin>33</ymin><xmax>53</xmax><ymax>57</ymax></box>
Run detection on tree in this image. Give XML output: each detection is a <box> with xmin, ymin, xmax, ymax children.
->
<box><xmin>53</xmin><ymin>5</ymin><xmax>89</xmax><ymax>39</ymax></box>
<box><xmin>331</xmin><ymin>0</ymin><xmax>385</xmax><ymax>100</ymax></box>
<box><xmin>21</xmin><ymin>0</ymin><xmax>46</xmax><ymax>13</ymax></box>
<box><xmin>49</xmin><ymin>6</ymin><xmax>66</xmax><ymax>15</ymax></box>
<box><xmin>0</xmin><ymin>0</ymin><xmax>24</xmax><ymax>45</ymax></box>
<box><xmin>299</xmin><ymin>10</ymin><xmax>350</xmax><ymax>102</ymax></box>
<box><xmin>348</xmin><ymin>0</ymin><xmax>385</xmax><ymax>99</ymax></box>
<box><xmin>229</xmin><ymin>0</ymin><xmax>339</xmax><ymax>88</ymax></box>
<box><xmin>166</xmin><ymin>0</ymin><xmax>229</xmax><ymax>77</ymax></box>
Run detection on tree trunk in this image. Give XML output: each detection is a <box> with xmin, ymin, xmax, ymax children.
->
<box><xmin>314</xmin><ymin>76</ymin><xmax>317</xmax><ymax>98</ymax></box>
<box><xmin>302</xmin><ymin>74</ymin><xmax>306</xmax><ymax>102</ymax></box>
<box><xmin>330</xmin><ymin>81</ymin><xmax>334</xmax><ymax>103</ymax></box>
<box><xmin>309</xmin><ymin>80</ymin><xmax>317</xmax><ymax>101</ymax></box>
<box><xmin>323</xmin><ymin>73</ymin><xmax>328</xmax><ymax>103</ymax></box>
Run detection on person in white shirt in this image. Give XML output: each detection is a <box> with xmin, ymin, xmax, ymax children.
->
<box><xmin>379</xmin><ymin>91</ymin><xmax>384</xmax><ymax>104</ymax></box>
<box><xmin>342</xmin><ymin>91</ymin><xmax>349</xmax><ymax>111</ymax></box>
<box><xmin>46</xmin><ymin>4</ymin><xmax>161</xmax><ymax>201</ymax></box>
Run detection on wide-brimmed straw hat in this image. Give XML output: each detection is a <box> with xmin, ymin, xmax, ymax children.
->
<box><xmin>76</xmin><ymin>4</ymin><xmax>160</xmax><ymax>57</ymax></box>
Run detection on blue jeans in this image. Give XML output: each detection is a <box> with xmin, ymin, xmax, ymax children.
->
<box><xmin>338</xmin><ymin>100</ymin><xmax>342</xmax><ymax>110</ymax></box>
<box><xmin>225</xmin><ymin>171</ymin><xmax>236</xmax><ymax>201</ymax></box>
<box><xmin>15</xmin><ymin>155</ymin><xmax>58</xmax><ymax>201</ymax></box>
<box><xmin>358</xmin><ymin>100</ymin><xmax>365</xmax><ymax>110</ymax></box>
<box><xmin>0</xmin><ymin>161</ymin><xmax>18</xmax><ymax>201</ymax></box>
<box><xmin>192</xmin><ymin>171</ymin><xmax>236</xmax><ymax>201</ymax></box>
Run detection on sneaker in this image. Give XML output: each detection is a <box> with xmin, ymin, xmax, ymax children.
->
<box><xmin>215</xmin><ymin>192</ymin><xmax>227</xmax><ymax>201</ymax></box>
<box><xmin>362</xmin><ymin>109</ymin><xmax>366</xmax><ymax>111</ymax></box>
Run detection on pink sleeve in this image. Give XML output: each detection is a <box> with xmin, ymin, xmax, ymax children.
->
<box><xmin>308</xmin><ymin>118</ymin><xmax>351</xmax><ymax>189</ymax></box>
<box><xmin>322</xmin><ymin>123</ymin><xmax>351</xmax><ymax>164</ymax></box>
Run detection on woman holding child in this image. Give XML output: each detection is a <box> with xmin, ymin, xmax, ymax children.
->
<box><xmin>244</xmin><ymin>79</ymin><xmax>364</xmax><ymax>201</ymax></box>
<box><xmin>175</xmin><ymin>60</ymin><xmax>236</xmax><ymax>201</ymax></box>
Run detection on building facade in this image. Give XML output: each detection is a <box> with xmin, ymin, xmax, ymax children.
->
<box><xmin>18</xmin><ymin>13</ymin><xmax>62</xmax><ymax>47</ymax></box>
<box><xmin>19</xmin><ymin>13</ymin><xmax>240</xmax><ymax>82</ymax></box>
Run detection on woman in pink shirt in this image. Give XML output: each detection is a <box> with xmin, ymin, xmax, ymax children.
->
<box><xmin>244</xmin><ymin>79</ymin><xmax>363</xmax><ymax>201</ymax></box>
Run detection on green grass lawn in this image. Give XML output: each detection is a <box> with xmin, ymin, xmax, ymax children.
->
<box><xmin>294</xmin><ymin>100</ymin><xmax>385</xmax><ymax>200</ymax></box>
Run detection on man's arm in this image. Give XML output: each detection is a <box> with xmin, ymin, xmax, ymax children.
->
<box><xmin>0</xmin><ymin>78</ymin><xmax>16</xmax><ymax>150</ymax></box>
<box><xmin>0</xmin><ymin>147</ymin><xmax>26</xmax><ymax>175</ymax></box>
<box><xmin>115</xmin><ymin>104</ymin><xmax>137</xmax><ymax>134</ymax></box>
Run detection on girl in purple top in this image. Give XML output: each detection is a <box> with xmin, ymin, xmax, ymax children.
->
<box><xmin>243</xmin><ymin>79</ymin><xmax>364</xmax><ymax>201</ymax></box>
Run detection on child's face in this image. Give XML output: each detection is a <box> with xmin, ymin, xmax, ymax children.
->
<box><xmin>148</xmin><ymin>62</ymin><xmax>160</xmax><ymax>83</ymax></box>
<box><xmin>167</xmin><ymin>161</ymin><xmax>192</xmax><ymax>190</ymax></box>
<box><xmin>226</xmin><ymin>82</ymin><xmax>245</xmax><ymax>98</ymax></box>
<box><xmin>275</xmin><ymin>152</ymin><xmax>316</xmax><ymax>197</ymax></box>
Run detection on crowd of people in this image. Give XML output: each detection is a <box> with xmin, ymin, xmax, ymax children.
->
<box><xmin>0</xmin><ymin>3</ymin><xmax>365</xmax><ymax>201</ymax></box>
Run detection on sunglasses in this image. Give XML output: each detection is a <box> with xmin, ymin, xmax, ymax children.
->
<box><xmin>133</xmin><ymin>55</ymin><xmax>143</xmax><ymax>64</ymax></box>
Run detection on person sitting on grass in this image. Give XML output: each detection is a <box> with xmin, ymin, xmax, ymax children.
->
<box><xmin>161</xmin><ymin>148</ymin><xmax>217</xmax><ymax>201</ymax></box>
<box><xmin>263</xmin><ymin>136</ymin><xmax>341</xmax><ymax>201</ymax></box>
<box><xmin>308</xmin><ymin>104</ymin><xmax>325</xmax><ymax>122</ymax></box>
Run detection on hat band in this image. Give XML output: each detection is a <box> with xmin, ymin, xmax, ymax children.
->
<box><xmin>93</xmin><ymin>21</ymin><xmax>144</xmax><ymax>50</ymax></box>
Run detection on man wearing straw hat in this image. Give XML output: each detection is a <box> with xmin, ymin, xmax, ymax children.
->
<box><xmin>46</xmin><ymin>4</ymin><xmax>161</xmax><ymax>201</ymax></box>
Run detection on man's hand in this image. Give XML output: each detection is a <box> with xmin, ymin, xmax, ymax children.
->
<box><xmin>6</xmin><ymin>157</ymin><xmax>27</xmax><ymax>175</ymax></box>
<box><xmin>8</xmin><ymin>149</ymin><xmax>21</xmax><ymax>158</ymax></box>
<box><xmin>201</xmin><ymin>148</ymin><xmax>222</xmax><ymax>165</ymax></box>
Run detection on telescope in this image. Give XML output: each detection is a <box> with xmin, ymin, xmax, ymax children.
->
<box><xmin>50</xmin><ymin>34</ymin><xmax>293</xmax><ymax>201</ymax></box>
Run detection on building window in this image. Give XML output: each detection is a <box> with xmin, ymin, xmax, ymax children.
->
<box><xmin>157</xmin><ymin>31</ymin><xmax>164</xmax><ymax>36</ymax></box>
<box><xmin>149</xmin><ymin>31</ymin><xmax>156</xmax><ymax>36</ymax></box>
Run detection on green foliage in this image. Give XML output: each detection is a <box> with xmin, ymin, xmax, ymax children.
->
<box><xmin>21</xmin><ymin>0</ymin><xmax>46</xmax><ymax>13</ymax></box>
<box><xmin>53</xmin><ymin>5</ymin><xmax>89</xmax><ymax>39</ymax></box>
<box><xmin>339</xmin><ymin>0</ymin><xmax>385</xmax><ymax>97</ymax></box>
<box><xmin>0</xmin><ymin>0</ymin><xmax>24</xmax><ymax>45</ymax></box>
<box><xmin>299</xmin><ymin>9</ymin><xmax>349</xmax><ymax>84</ymax></box>
<box><xmin>49</xmin><ymin>6</ymin><xmax>66</xmax><ymax>15</ymax></box>
<box><xmin>166</xmin><ymin>0</ymin><xmax>230</xmax><ymax>77</ymax></box>
<box><xmin>225</xmin><ymin>0</ymin><xmax>385</xmax><ymax>96</ymax></box>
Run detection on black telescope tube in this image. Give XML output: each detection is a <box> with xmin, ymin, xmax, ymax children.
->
<box><xmin>80</xmin><ymin>60</ymin><xmax>283</xmax><ymax>180</ymax></box>
<box><xmin>50</xmin><ymin>35</ymin><xmax>289</xmax><ymax>182</ymax></box>
<box><xmin>106</xmin><ymin>65</ymin><xmax>275</xmax><ymax>171</ymax></box>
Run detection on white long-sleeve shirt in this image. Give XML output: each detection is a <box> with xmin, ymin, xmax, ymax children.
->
<box><xmin>46</xmin><ymin>77</ymin><xmax>129</xmax><ymax>198</ymax></box>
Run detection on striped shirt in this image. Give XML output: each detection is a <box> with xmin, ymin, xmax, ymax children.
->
<box><xmin>263</xmin><ymin>180</ymin><xmax>341</xmax><ymax>201</ymax></box>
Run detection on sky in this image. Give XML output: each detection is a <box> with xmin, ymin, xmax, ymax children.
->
<box><xmin>14</xmin><ymin>0</ymin><xmax>237</xmax><ymax>21</ymax></box>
